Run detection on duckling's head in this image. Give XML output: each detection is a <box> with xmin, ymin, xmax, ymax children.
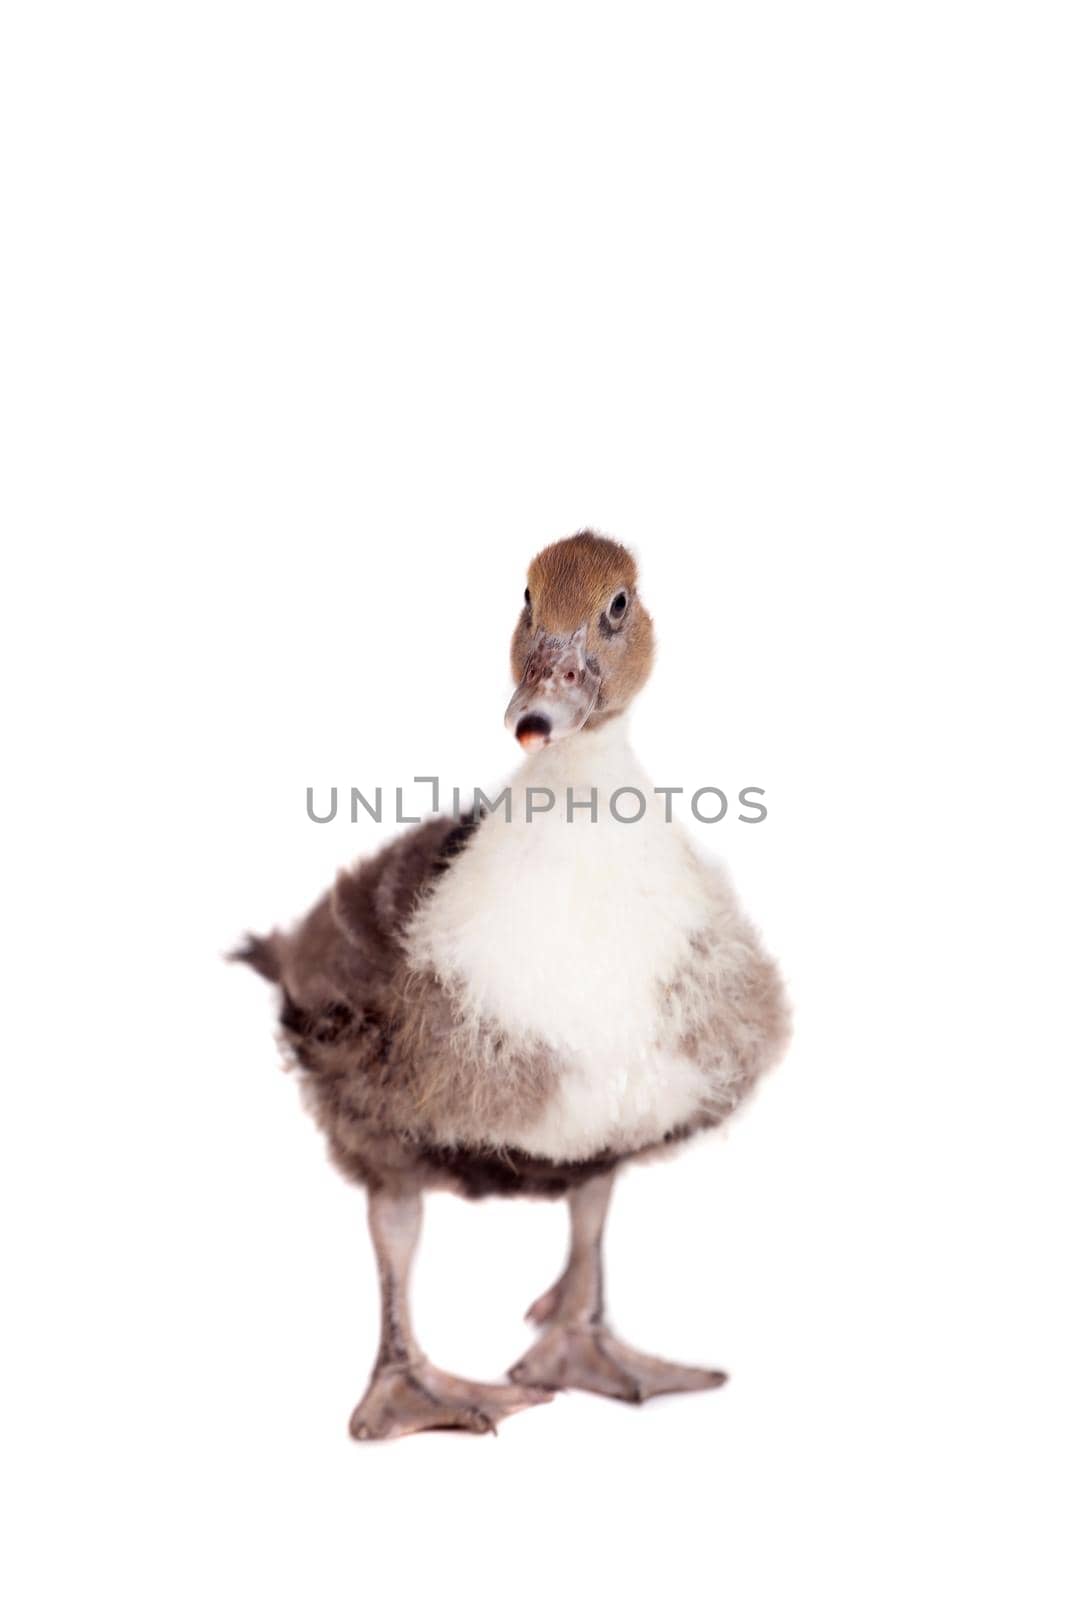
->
<box><xmin>505</xmin><ymin>530</ymin><xmax>655</xmax><ymax>750</ymax></box>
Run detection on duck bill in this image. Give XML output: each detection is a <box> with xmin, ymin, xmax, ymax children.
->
<box><xmin>504</xmin><ymin>624</ymin><xmax>600</xmax><ymax>750</ymax></box>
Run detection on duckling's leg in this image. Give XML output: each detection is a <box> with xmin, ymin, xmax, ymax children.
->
<box><xmin>349</xmin><ymin>1187</ymin><xmax>552</xmax><ymax>1441</ymax></box>
<box><xmin>509</xmin><ymin>1172</ymin><xmax>727</xmax><ymax>1403</ymax></box>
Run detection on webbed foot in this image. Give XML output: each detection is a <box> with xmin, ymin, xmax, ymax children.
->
<box><xmin>349</xmin><ymin>1361</ymin><xmax>553</xmax><ymax>1441</ymax></box>
<box><xmin>509</xmin><ymin>1325</ymin><xmax>727</xmax><ymax>1404</ymax></box>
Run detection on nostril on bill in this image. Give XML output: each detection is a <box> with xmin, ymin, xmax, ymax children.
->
<box><xmin>515</xmin><ymin>713</ymin><xmax>551</xmax><ymax>750</ymax></box>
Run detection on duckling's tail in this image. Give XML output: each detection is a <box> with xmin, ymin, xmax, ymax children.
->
<box><xmin>228</xmin><ymin>932</ymin><xmax>283</xmax><ymax>984</ymax></box>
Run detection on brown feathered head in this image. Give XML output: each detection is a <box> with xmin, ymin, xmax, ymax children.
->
<box><xmin>505</xmin><ymin>530</ymin><xmax>655</xmax><ymax>750</ymax></box>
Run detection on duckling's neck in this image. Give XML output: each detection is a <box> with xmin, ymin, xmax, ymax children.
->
<box><xmin>514</xmin><ymin>713</ymin><xmax>636</xmax><ymax>794</ymax></box>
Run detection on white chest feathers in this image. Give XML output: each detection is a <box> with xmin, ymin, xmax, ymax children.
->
<box><xmin>404</xmin><ymin>722</ymin><xmax>741</xmax><ymax>1160</ymax></box>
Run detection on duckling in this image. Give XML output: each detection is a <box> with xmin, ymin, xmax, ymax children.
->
<box><xmin>234</xmin><ymin>530</ymin><xmax>789</xmax><ymax>1440</ymax></box>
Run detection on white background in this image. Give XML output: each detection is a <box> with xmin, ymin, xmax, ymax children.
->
<box><xmin>2</xmin><ymin>3</ymin><xmax>1063</xmax><ymax>1596</ymax></box>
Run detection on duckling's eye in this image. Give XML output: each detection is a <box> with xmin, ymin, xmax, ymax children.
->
<box><xmin>523</xmin><ymin>588</ymin><xmax>531</xmax><ymax>608</ymax></box>
<box><xmin>610</xmin><ymin>590</ymin><xmax>628</xmax><ymax>619</ymax></box>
